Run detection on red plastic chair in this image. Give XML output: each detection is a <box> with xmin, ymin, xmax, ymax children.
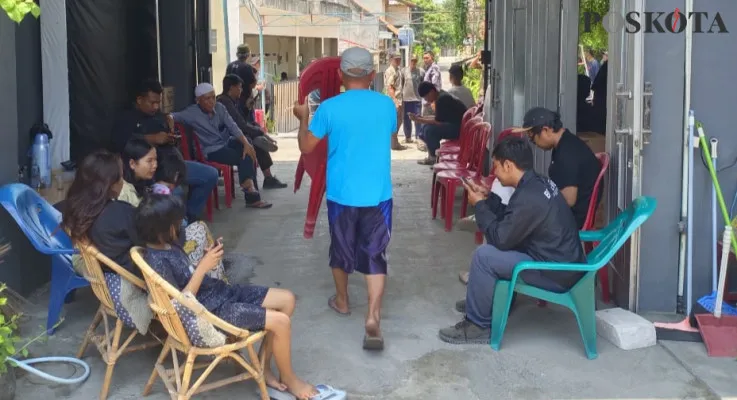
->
<box><xmin>432</xmin><ymin>121</ymin><xmax>490</xmax><ymax>231</ymax></box>
<box><xmin>436</xmin><ymin>106</ymin><xmax>479</xmax><ymax>160</ymax></box>
<box><xmin>538</xmin><ymin>151</ymin><xmax>611</xmax><ymax>306</ymax></box>
<box><xmin>175</xmin><ymin>123</ymin><xmax>214</xmax><ymax>221</ymax></box>
<box><xmin>293</xmin><ymin>57</ymin><xmax>343</xmax><ymax>239</ymax></box>
<box><xmin>429</xmin><ymin>116</ymin><xmax>484</xmax><ymax>210</ymax></box>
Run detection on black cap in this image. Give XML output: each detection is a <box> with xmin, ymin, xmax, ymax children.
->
<box><xmin>511</xmin><ymin>107</ymin><xmax>560</xmax><ymax>133</ymax></box>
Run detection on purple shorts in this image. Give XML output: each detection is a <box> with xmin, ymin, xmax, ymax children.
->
<box><xmin>326</xmin><ymin>199</ymin><xmax>392</xmax><ymax>275</ymax></box>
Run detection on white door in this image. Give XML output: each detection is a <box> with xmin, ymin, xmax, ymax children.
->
<box><xmin>606</xmin><ymin>0</ymin><xmax>647</xmax><ymax>311</ymax></box>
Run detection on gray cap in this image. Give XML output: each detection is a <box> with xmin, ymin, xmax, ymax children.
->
<box><xmin>340</xmin><ymin>47</ymin><xmax>374</xmax><ymax>77</ymax></box>
<box><xmin>389</xmin><ymin>51</ymin><xmax>401</xmax><ymax>59</ymax></box>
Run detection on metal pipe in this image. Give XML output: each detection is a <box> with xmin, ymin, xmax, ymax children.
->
<box><xmin>711</xmin><ymin>138</ymin><xmax>719</xmax><ymax>292</ymax></box>
<box><xmin>686</xmin><ymin>110</ymin><xmax>695</xmax><ymax>317</ymax></box>
<box><xmin>259</xmin><ymin>24</ymin><xmax>265</xmax><ymax>111</ymax></box>
<box><xmin>155</xmin><ymin>0</ymin><xmax>162</xmax><ymax>81</ymax></box>
<box><xmin>677</xmin><ymin>0</ymin><xmax>694</xmax><ymax>314</ymax></box>
<box><xmin>222</xmin><ymin>0</ymin><xmax>231</xmax><ymax>68</ymax></box>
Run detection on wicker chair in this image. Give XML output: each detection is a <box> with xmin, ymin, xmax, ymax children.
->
<box><xmin>130</xmin><ymin>247</ymin><xmax>269</xmax><ymax>400</ymax></box>
<box><xmin>76</xmin><ymin>244</ymin><xmax>163</xmax><ymax>400</ymax></box>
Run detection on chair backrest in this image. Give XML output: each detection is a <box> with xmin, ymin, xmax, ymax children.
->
<box><xmin>582</xmin><ymin>152</ymin><xmax>611</xmax><ymax>230</ymax></box>
<box><xmin>130</xmin><ymin>247</ymin><xmax>193</xmax><ymax>347</ymax></box>
<box><xmin>586</xmin><ymin>196</ymin><xmax>657</xmax><ymax>268</ymax></box>
<box><xmin>457</xmin><ymin>116</ymin><xmax>484</xmax><ymax>167</ymax></box>
<box><xmin>78</xmin><ymin>243</ymin><xmax>146</xmax><ymax>314</ymax></box>
<box><xmin>460</xmin><ymin>106</ymin><xmax>478</xmax><ymax>131</ymax></box>
<box><xmin>174</xmin><ymin>123</ymin><xmax>194</xmax><ymax>161</ymax></box>
<box><xmin>470</xmin><ymin>122</ymin><xmax>492</xmax><ymax>173</ymax></box>
<box><xmin>0</xmin><ymin>183</ymin><xmax>73</xmax><ymax>255</ymax></box>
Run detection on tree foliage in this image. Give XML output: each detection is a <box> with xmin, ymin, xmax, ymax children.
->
<box><xmin>411</xmin><ymin>0</ymin><xmax>454</xmax><ymax>55</ymax></box>
<box><xmin>579</xmin><ymin>0</ymin><xmax>609</xmax><ymax>56</ymax></box>
<box><xmin>1</xmin><ymin>0</ymin><xmax>40</xmax><ymax>23</ymax></box>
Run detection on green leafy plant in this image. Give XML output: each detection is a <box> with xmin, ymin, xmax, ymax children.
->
<box><xmin>463</xmin><ymin>65</ymin><xmax>482</xmax><ymax>102</ymax></box>
<box><xmin>579</xmin><ymin>0</ymin><xmax>609</xmax><ymax>56</ymax></box>
<box><xmin>1</xmin><ymin>0</ymin><xmax>40</xmax><ymax>23</ymax></box>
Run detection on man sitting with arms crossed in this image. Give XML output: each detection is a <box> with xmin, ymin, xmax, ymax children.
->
<box><xmin>439</xmin><ymin>136</ymin><xmax>586</xmax><ymax>344</ymax></box>
<box><xmin>517</xmin><ymin>107</ymin><xmax>601</xmax><ymax>229</ymax></box>
<box><xmin>411</xmin><ymin>81</ymin><xmax>469</xmax><ymax>165</ymax></box>
<box><xmin>169</xmin><ymin>83</ymin><xmax>272</xmax><ymax>209</ymax></box>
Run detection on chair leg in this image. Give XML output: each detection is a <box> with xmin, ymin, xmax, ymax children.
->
<box><xmin>213</xmin><ymin>185</ymin><xmax>220</xmax><ymax>210</ymax></box>
<box><xmin>224</xmin><ymin>169</ymin><xmax>233</xmax><ymax>208</ymax></box>
<box><xmin>205</xmin><ymin>197</ymin><xmax>213</xmax><ymax>222</ymax></box>
<box><xmin>430</xmin><ymin>171</ymin><xmax>437</xmax><ymax>209</ymax></box>
<box><xmin>598</xmin><ymin>266</ymin><xmax>611</xmax><ymax>303</ymax></box>
<box><xmin>474</xmin><ymin>231</ymin><xmax>483</xmax><ymax>244</ymax></box>
<box><xmin>569</xmin><ymin>279</ymin><xmax>599</xmax><ymax>360</ymax></box>
<box><xmin>432</xmin><ymin>182</ymin><xmax>441</xmax><ymax>220</ymax></box>
<box><xmin>230</xmin><ymin>166</ymin><xmax>236</xmax><ymax>199</ymax></box>
<box><xmin>460</xmin><ymin>188</ymin><xmax>469</xmax><ymax>218</ymax></box>
<box><xmin>444</xmin><ymin>181</ymin><xmax>457</xmax><ymax>232</ymax></box>
<box><xmin>144</xmin><ymin>340</ymin><xmax>171</xmax><ymax>396</ymax></box>
<box><xmin>100</xmin><ymin>319</ymin><xmax>124</xmax><ymax>400</ymax></box>
<box><xmin>178</xmin><ymin>353</ymin><xmax>196</xmax><ymax>400</ymax></box>
<box><xmin>76</xmin><ymin>308</ymin><xmax>103</xmax><ymax>358</ymax></box>
<box><xmin>47</xmin><ymin>259</ymin><xmax>73</xmax><ymax>335</ymax></box>
<box><xmin>490</xmin><ymin>280</ymin><xmax>514</xmax><ymax>351</ymax></box>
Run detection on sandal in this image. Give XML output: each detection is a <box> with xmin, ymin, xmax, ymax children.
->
<box><xmin>244</xmin><ymin>190</ymin><xmax>273</xmax><ymax>209</ymax></box>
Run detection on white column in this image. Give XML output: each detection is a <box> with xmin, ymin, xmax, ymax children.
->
<box><xmin>226</xmin><ymin>0</ymin><xmax>240</xmax><ymax>61</ymax></box>
<box><xmin>295</xmin><ymin>33</ymin><xmax>301</xmax><ymax>77</ymax></box>
<box><xmin>41</xmin><ymin>0</ymin><xmax>70</xmax><ymax>167</ymax></box>
<box><xmin>321</xmin><ymin>37</ymin><xmax>325</xmax><ymax>57</ymax></box>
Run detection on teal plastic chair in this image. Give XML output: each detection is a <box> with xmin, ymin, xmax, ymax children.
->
<box><xmin>489</xmin><ymin>196</ymin><xmax>657</xmax><ymax>359</ymax></box>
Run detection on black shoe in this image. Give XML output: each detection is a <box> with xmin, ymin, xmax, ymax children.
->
<box><xmin>263</xmin><ymin>176</ymin><xmax>288</xmax><ymax>189</ymax></box>
<box><xmin>417</xmin><ymin>157</ymin><xmax>435</xmax><ymax>166</ymax></box>
<box><xmin>438</xmin><ymin>319</ymin><xmax>491</xmax><ymax>345</ymax></box>
<box><xmin>455</xmin><ymin>299</ymin><xmax>466</xmax><ymax>313</ymax></box>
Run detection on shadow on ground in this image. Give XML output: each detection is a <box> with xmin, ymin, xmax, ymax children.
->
<box><xmin>13</xmin><ymin>148</ymin><xmax>734</xmax><ymax>399</ymax></box>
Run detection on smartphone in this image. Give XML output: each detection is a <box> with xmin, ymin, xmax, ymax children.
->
<box><xmin>216</xmin><ymin>238</ymin><xmax>223</xmax><ymax>246</ymax></box>
<box><xmin>460</xmin><ymin>176</ymin><xmax>471</xmax><ymax>186</ymax></box>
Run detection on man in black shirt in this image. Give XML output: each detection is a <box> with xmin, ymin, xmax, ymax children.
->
<box><xmin>515</xmin><ymin>107</ymin><xmax>601</xmax><ymax>228</ymax></box>
<box><xmin>411</xmin><ymin>81</ymin><xmax>469</xmax><ymax>165</ymax></box>
<box><xmin>226</xmin><ymin>44</ymin><xmax>259</xmax><ymax>112</ymax></box>
<box><xmin>111</xmin><ymin>80</ymin><xmax>219</xmax><ymax>221</ymax></box>
<box><xmin>438</xmin><ymin>137</ymin><xmax>586</xmax><ymax>344</ymax></box>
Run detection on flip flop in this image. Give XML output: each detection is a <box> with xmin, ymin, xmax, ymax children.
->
<box><xmin>362</xmin><ymin>334</ymin><xmax>384</xmax><ymax>351</ymax></box>
<box><xmin>328</xmin><ymin>295</ymin><xmax>350</xmax><ymax>316</ymax></box>
<box><xmin>264</xmin><ymin>384</ymin><xmax>347</xmax><ymax>400</ymax></box>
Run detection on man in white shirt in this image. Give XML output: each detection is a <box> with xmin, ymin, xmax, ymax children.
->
<box><xmin>446</xmin><ymin>64</ymin><xmax>476</xmax><ymax>109</ymax></box>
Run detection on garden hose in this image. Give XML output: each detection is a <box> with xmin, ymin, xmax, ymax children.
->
<box><xmin>7</xmin><ymin>356</ymin><xmax>89</xmax><ymax>385</ymax></box>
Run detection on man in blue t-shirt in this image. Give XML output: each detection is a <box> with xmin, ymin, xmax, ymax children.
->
<box><xmin>292</xmin><ymin>47</ymin><xmax>395</xmax><ymax>351</ymax></box>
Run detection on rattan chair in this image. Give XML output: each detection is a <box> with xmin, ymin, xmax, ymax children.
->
<box><xmin>130</xmin><ymin>247</ymin><xmax>269</xmax><ymax>400</ymax></box>
<box><xmin>76</xmin><ymin>244</ymin><xmax>163</xmax><ymax>400</ymax></box>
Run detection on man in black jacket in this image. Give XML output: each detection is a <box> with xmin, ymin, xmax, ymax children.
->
<box><xmin>217</xmin><ymin>74</ymin><xmax>287</xmax><ymax>189</ymax></box>
<box><xmin>438</xmin><ymin>137</ymin><xmax>586</xmax><ymax>344</ymax></box>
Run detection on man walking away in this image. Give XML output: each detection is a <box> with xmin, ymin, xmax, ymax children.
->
<box><xmin>402</xmin><ymin>55</ymin><xmax>424</xmax><ymax>144</ymax></box>
<box><xmin>411</xmin><ymin>81</ymin><xmax>468</xmax><ymax>165</ymax></box>
<box><xmin>447</xmin><ymin>64</ymin><xmax>476</xmax><ymax>109</ymax></box>
<box><xmin>226</xmin><ymin>44</ymin><xmax>259</xmax><ymax>112</ymax></box>
<box><xmin>293</xmin><ymin>47</ymin><xmax>396</xmax><ymax>351</ymax></box>
<box><xmin>384</xmin><ymin>52</ymin><xmax>406</xmax><ymax>150</ymax></box>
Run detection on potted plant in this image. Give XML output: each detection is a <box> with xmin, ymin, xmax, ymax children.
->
<box><xmin>0</xmin><ymin>283</ymin><xmax>22</xmax><ymax>400</ymax></box>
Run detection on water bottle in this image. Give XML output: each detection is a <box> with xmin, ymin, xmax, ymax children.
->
<box><xmin>31</xmin><ymin>133</ymin><xmax>51</xmax><ymax>189</ymax></box>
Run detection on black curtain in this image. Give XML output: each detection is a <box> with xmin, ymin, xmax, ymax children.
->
<box><xmin>67</xmin><ymin>0</ymin><xmax>157</xmax><ymax>162</ymax></box>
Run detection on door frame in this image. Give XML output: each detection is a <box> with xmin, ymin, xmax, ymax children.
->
<box><xmin>605</xmin><ymin>0</ymin><xmax>646</xmax><ymax>312</ymax></box>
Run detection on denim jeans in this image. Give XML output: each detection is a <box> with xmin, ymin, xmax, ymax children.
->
<box><xmin>206</xmin><ymin>139</ymin><xmax>258</xmax><ymax>187</ymax></box>
<box><xmin>424</xmin><ymin>122</ymin><xmax>460</xmax><ymax>158</ymax></box>
<box><xmin>402</xmin><ymin>101</ymin><xmax>421</xmax><ymax>140</ymax></box>
<box><xmin>183</xmin><ymin>160</ymin><xmax>219</xmax><ymax>220</ymax></box>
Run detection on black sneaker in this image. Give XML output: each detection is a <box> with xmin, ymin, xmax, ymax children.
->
<box><xmin>455</xmin><ymin>299</ymin><xmax>466</xmax><ymax>313</ymax></box>
<box><xmin>263</xmin><ymin>176</ymin><xmax>288</xmax><ymax>189</ymax></box>
<box><xmin>438</xmin><ymin>319</ymin><xmax>491</xmax><ymax>345</ymax></box>
<box><xmin>417</xmin><ymin>157</ymin><xmax>435</xmax><ymax>166</ymax></box>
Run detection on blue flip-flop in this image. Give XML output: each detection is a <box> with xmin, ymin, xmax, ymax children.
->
<box><xmin>265</xmin><ymin>384</ymin><xmax>347</xmax><ymax>400</ymax></box>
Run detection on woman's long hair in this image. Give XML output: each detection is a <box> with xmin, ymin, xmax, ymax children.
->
<box><xmin>122</xmin><ymin>138</ymin><xmax>155</xmax><ymax>195</ymax></box>
<box><xmin>62</xmin><ymin>151</ymin><xmax>123</xmax><ymax>244</ymax></box>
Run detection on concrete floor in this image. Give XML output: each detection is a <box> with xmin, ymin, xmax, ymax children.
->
<box><xmin>12</xmin><ymin>138</ymin><xmax>735</xmax><ymax>400</ymax></box>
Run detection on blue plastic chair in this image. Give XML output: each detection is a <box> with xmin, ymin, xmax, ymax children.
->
<box><xmin>490</xmin><ymin>196</ymin><xmax>657</xmax><ymax>359</ymax></box>
<box><xmin>0</xmin><ymin>183</ymin><xmax>89</xmax><ymax>334</ymax></box>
